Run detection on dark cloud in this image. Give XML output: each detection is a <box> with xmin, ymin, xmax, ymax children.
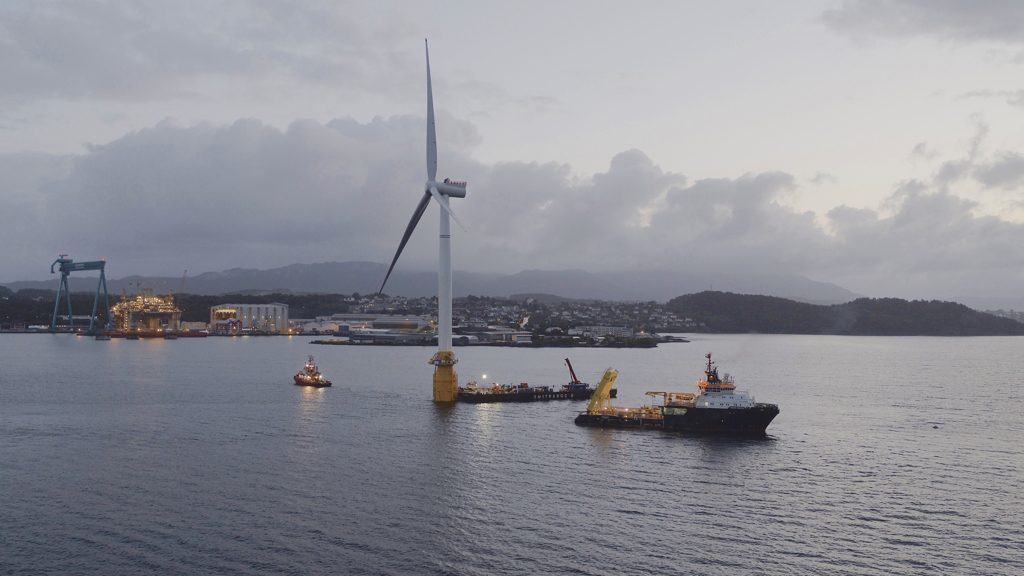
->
<box><xmin>974</xmin><ymin>152</ymin><xmax>1024</xmax><ymax>189</ymax></box>
<box><xmin>825</xmin><ymin>187</ymin><xmax>1024</xmax><ymax>299</ymax></box>
<box><xmin>823</xmin><ymin>0</ymin><xmax>1024</xmax><ymax>45</ymax></box>
<box><xmin>934</xmin><ymin>160</ymin><xmax>972</xmax><ymax>187</ymax></box>
<box><xmin>5</xmin><ymin>116</ymin><xmax>1024</xmax><ymax>305</ymax></box>
<box><xmin>16</xmin><ymin>116</ymin><xmax>433</xmax><ymax>277</ymax></box>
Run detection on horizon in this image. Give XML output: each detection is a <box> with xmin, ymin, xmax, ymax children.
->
<box><xmin>8</xmin><ymin>258</ymin><xmax>1024</xmax><ymax>311</ymax></box>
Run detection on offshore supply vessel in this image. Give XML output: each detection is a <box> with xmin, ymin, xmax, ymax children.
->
<box><xmin>574</xmin><ymin>353</ymin><xmax>779</xmax><ymax>436</ymax></box>
<box><xmin>456</xmin><ymin>358</ymin><xmax>617</xmax><ymax>403</ymax></box>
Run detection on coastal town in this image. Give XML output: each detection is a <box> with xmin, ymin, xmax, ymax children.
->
<box><xmin>0</xmin><ymin>286</ymin><xmax>699</xmax><ymax>344</ymax></box>
<box><xmin>5</xmin><ymin>284</ymin><xmax>1022</xmax><ymax>339</ymax></box>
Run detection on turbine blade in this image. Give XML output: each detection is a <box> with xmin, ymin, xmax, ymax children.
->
<box><xmin>429</xmin><ymin>185</ymin><xmax>466</xmax><ymax>230</ymax></box>
<box><xmin>426</xmin><ymin>39</ymin><xmax>437</xmax><ymax>182</ymax></box>
<box><xmin>379</xmin><ymin>191</ymin><xmax>432</xmax><ymax>294</ymax></box>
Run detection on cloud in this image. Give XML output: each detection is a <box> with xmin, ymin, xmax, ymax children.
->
<box><xmin>923</xmin><ymin>121</ymin><xmax>1024</xmax><ymax>193</ymax></box>
<box><xmin>5</xmin><ymin>115</ymin><xmax>1024</xmax><ymax>305</ymax></box>
<box><xmin>17</xmin><ymin>116</ymin><xmax>435</xmax><ymax>277</ymax></box>
<box><xmin>823</xmin><ymin>0</ymin><xmax>1024</xmax><ymax>45</ymax></box>
<box><xmin>824</xmin><ymin>186</ymin><xmax>1024</xmax><ymax>299</ymax></box>
<box><xmin>809</xmin><ymin>172</ymin><xmax>837</xmax><ymax>185</ymax></box>
<box><xmin>909</xmin><ymin>142</ymin><xmax>938</xmax><ymax>161</ymax></box>
<box><xmin>959</xmin><ymin>89</ymin><xmax>1024</xmax><ymax>109</ymax></box>
<box><xmin>974</xmin><ymin>152</ymin><xmax>1024</xmax><ymax>189</ymax></box>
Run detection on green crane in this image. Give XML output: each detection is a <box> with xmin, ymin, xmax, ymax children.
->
<box><xmin>49</xmin><ymin>255</ymin><xmax>110</xmax><ymax>335</ymax></box>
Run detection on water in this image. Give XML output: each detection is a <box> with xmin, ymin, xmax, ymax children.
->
<box><xmin>1</xmin><ymin>334</ymin><xmax>1022</xmax><ymax>575</ymax></box>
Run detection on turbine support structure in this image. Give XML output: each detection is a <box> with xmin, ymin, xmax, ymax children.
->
<box><xmin>377</xmin><ymin>39</ymin><xmax>467</xmax><ymax>402</ymax></box>
<box><xmin>430</xmin><ymin>351</ymin><xmax>458</xmax><ymax>402</ymax></box>
<box><xmin>431</xmin><ymin>192</ymin><xmax>458</xmax><ymax>402</ymax></box>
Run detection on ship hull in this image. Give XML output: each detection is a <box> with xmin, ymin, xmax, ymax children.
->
<box><xmin>575</xmin><ymin>403</ymin><xmax>779</xmax><ymax>436</ymax></box>
<box><xmin>294</xmin><ymin>375</ymin><xmax>331</xmax><ymax>388</ymax></box>
<box><xmin>458</xmin><ymin>388</ymin><xmax>617</xmax><ymax>404</ymax></box>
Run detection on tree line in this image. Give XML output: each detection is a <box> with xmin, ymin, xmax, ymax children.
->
<box><xmin>666</xmin><ymin>291</ymin><xmax>1024</xmax><ymax>336</ymax></box>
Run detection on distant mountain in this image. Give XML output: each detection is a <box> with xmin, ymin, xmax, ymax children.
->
<box><xmin>667</xmin><ymin>291</ymin><xmax>1024</xmax><ymax>335</ymax></box>
<box><xmin>3</xmin><ymin>261</ymin><xmax>858</xmax><ymax>304</ymax></box>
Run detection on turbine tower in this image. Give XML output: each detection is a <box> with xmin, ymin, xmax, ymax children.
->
<box><xmin>379</xmin><ymin>39</ymin><xmax>467</xmax><ymax>402</ymax></box>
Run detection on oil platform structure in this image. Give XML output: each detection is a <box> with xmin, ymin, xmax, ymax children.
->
<box><xmin>110</xmin><ymin>288</ymin><xmax>182</xmax><ymax>335</ymax></box>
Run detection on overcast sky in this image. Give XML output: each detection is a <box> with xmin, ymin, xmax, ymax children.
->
<box><xmin>3</xmin><ymin>0</ymin><xmax>1024</xmax><ymax>304</ymax></box>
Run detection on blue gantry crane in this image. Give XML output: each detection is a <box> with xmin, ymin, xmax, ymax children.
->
<box><xmin>49</xmin><ymin>255</ymin><xmax>110</xmax><ymax>335</ymax></box>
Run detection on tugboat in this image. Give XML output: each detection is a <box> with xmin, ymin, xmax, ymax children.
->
<box><xmin>294</xmin><ymin>355</ymin><xmax>332</xmax><ymax>387</ymax></box>
<box><xmin>574</xmin><ymin>353</ymin><xmax>779</xmax><ymax>436</ymax></box>
<box><xmin>456</xmin><ymin>358</ymin><xmax>617</xmax><ymax>403</ymax></box>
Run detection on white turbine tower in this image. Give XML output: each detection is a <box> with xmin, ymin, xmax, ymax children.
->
<box><xmin>379</xmin><ymin>39</ymin><xmax>466</xmax><ymax>402</ymax></box>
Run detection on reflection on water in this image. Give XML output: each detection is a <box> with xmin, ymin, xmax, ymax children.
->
<box><xmin>297</xmin><ymin>384</ymin><xmax>326</xmax><ymax>418</ymax></box>
<box><xmin>580</xmin><ymin>425</ymin><xmax>619</xmax><ymax>451</ymax></box>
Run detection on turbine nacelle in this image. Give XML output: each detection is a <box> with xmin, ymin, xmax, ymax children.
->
<box><xmin>431</xmin><ymin>179</ymin><xmax>468</xmax><ymax>198</ymax></box>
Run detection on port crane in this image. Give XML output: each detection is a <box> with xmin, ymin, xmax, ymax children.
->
<box><xmin>565</xmin><ymin>357</ymin><xmax>583</xmax><ymax>386</ymax></box>
<box><xmin>49</xmin><ymin>255</ymin><xmax>110</xmax><ymax>335</ymax></box>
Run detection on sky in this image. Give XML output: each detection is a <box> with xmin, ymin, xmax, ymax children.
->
<box><xmin>2</xmin><ymin>0</ymin><xmax>1024</xmax><ymax>306</ymax></box>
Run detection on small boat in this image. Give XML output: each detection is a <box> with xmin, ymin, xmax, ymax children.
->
<box><xmin>94</xmin><ymin>333</ymin><xmax>111</xmax><ymax>341</ymax></box>
<box><xmin>294</xmin><ymin>355</ymin><xmax>332</xmax><ymax>387</ymax></box>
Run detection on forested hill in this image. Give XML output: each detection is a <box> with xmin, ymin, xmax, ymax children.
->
<box><xmin>666</xmin><ymin>292</ymin><xmax>1024</xmax><ymax>336</ymax></box>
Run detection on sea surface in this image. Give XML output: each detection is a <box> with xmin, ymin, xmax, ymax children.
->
<box><xmin>1</xmin><ymin>334</ymin><xmax>1022</xmax><ymax>575</ymax></box>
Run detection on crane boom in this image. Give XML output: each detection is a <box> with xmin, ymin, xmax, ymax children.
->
<box><xmin>585</xmin><ymin>368</ymin><xmax>619</xmax><ymax>414</ymax></box>
<box><xmin>565</xmin><ymin>357</ymin><xmax>582</xmax><ymax>385</ymax></box>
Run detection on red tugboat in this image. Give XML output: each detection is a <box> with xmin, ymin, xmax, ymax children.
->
<box><xmin>294</xmin><ymin>355</ymin><xmax>332</xmax><ymax>387</ymax></box>
<box><xmin>574</xmin><ymin>353</ymin><xmax>779</xmax><ymax>436</ymax></box>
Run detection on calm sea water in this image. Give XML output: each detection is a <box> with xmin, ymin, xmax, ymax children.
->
<box><xmin>1</xmin><ymin>334</ymin><xmax>1022</xmax><ymax>575</ymax></box>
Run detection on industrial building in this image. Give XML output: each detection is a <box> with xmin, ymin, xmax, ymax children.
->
<box><xmin>329</xmin><ymin>313</ymin><xmax>430</xmax><ymax>332</ymax></box>
<box><xmin>210</xmin><ymin>303</ymin><xmax>289</xmax><ymax>334</ymax></box>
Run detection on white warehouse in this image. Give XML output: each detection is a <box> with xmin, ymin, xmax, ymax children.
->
<box><xmin>210</xmin><ymin>303</ymin><xmax>290</xmax><ymax>334</ymax></box>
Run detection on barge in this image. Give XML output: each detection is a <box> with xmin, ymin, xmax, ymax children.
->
<box><xmin>456</xmin><ymin>358</ymin><xmax>617</xmax><ymax>404</ymax></box>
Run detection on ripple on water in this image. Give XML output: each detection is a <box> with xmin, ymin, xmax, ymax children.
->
<box><xmin>1</xmin><ymin>335</ymin><xmax>1023</xmax><ymax>575</ymax></box>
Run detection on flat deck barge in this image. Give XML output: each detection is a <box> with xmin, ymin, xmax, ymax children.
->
<box><xmin>458</xmin><ymin>384</ymin><xmax>616</xmax><ymax>403</ymax></box>
<box><xmin>457</xmin><ymin>357</ymin><xmax>617</xmax><ymax>404</ymax></box>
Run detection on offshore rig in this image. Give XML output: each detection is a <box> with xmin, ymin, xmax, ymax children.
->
<box><xmin>109</xmin><ymin>288</ymin><xmax>182</xmax><ymax>337</ymax></box>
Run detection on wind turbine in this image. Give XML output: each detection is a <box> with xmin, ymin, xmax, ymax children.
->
<box><xmin>379</xmin><ymin>39</ymin><xmax>467</xmax><ymax>402</ymax></box>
